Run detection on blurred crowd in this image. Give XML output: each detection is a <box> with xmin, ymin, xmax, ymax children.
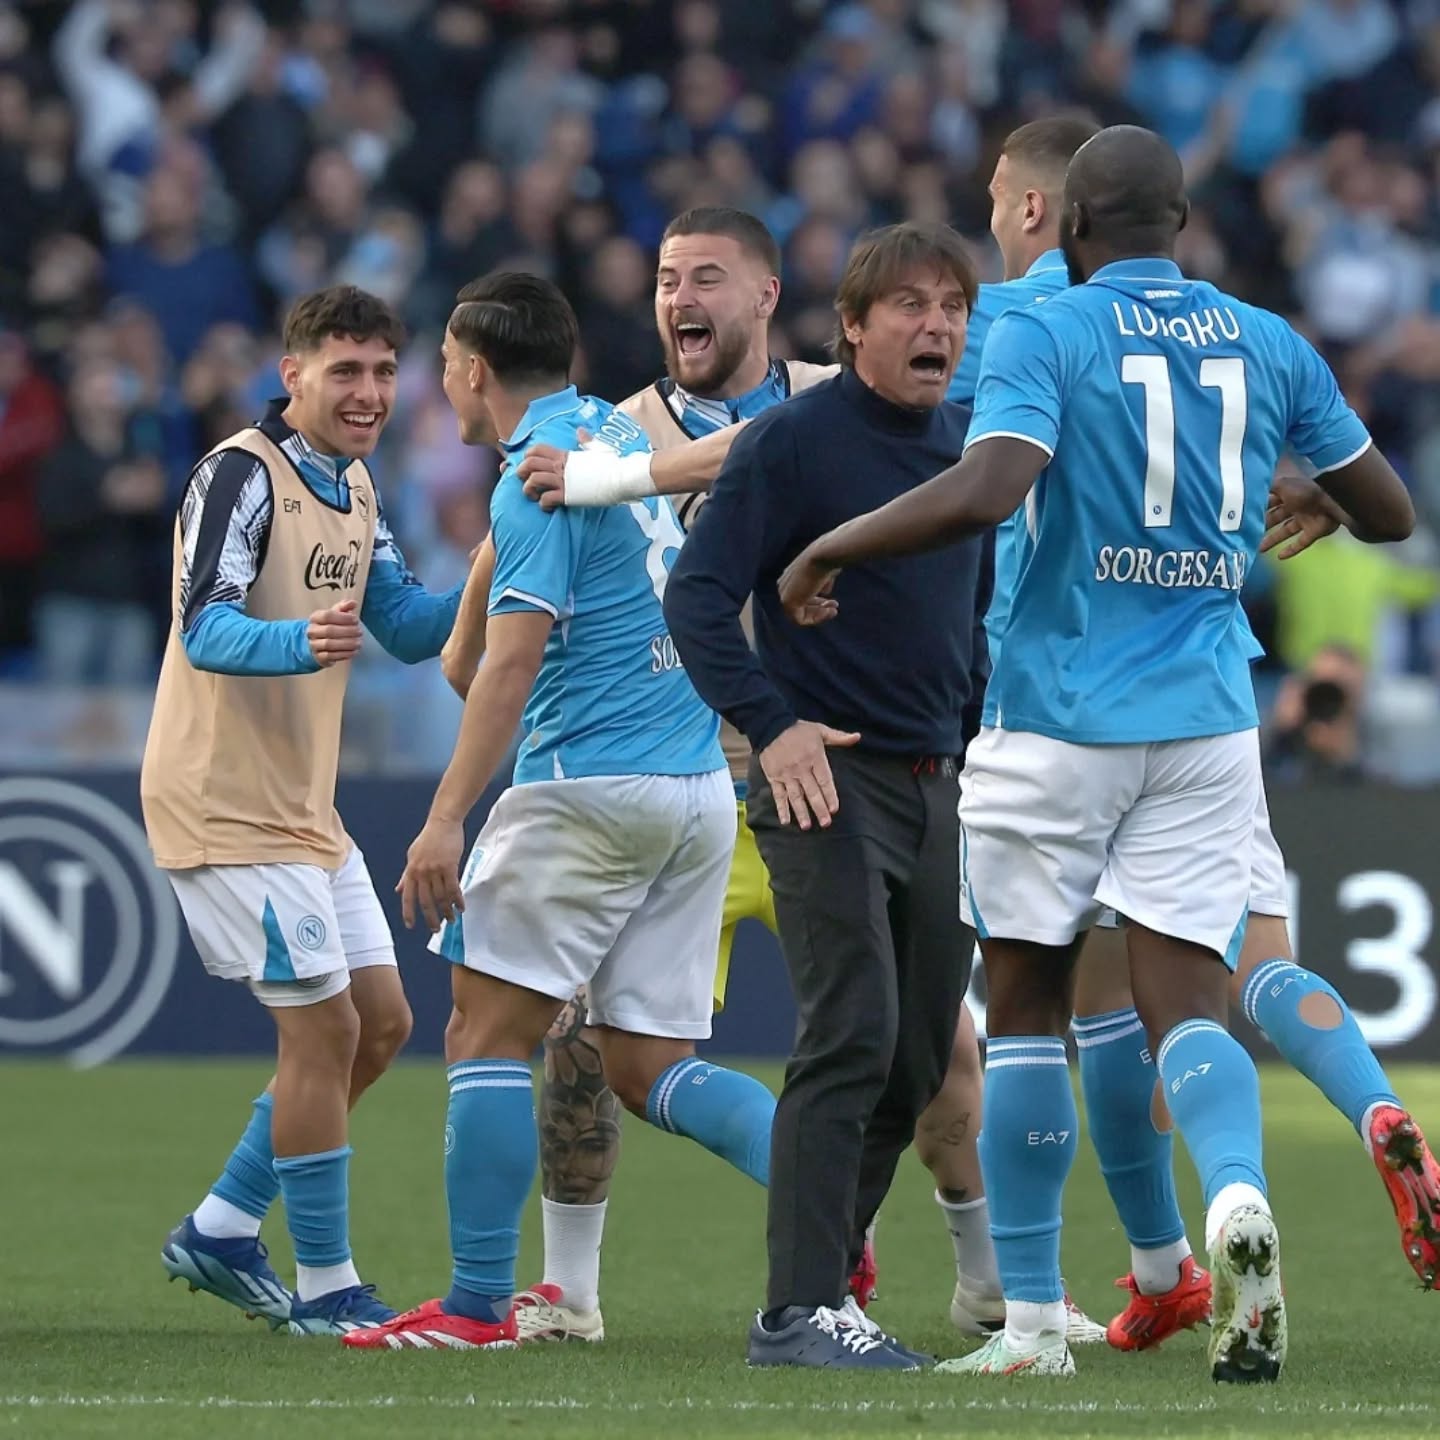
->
<box><xmin>3</xmin><ymin>0</ymin><xmax>1440</xmax><ymax>778</ymax></box>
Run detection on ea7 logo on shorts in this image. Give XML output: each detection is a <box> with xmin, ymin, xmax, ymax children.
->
<box><xmin>1028</xmin><ymin>1130</ymin><xmax>1071</xmax><ymax>1145</ymax></box>
<box><xmin>296</xmin><ymin>915</ymin><xmax>327</xmax><ymax>951</ymax></box>
<box><xmin>1169</xmin><ymin>1062</ymin><xmax>1213</xmax><ymax>1094</ymax></box>
<box><xmin>0</xmin><ymin>778</ymin><xmax>179</xmax><ymax>1067</ymax></box>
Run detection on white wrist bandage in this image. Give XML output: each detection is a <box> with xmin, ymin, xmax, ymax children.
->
<box><xmin>561</xmin><ymin>449</ymin><xmax>657</xmax><ymax>506</ymax></box>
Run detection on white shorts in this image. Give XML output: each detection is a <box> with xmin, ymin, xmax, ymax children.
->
<box><xmin>960</xmin><ymin>726</ymin><xmax>1260</xmax><ymax>967</ymax></box>
<box><xmin>168</xmin><ymin>844</ymin><xmax>395</xmax><ymax>1008</ymax></box>
<box><xmin>433</xmin><ymin>771</ymin><xmax>735</xmax><ymax>1039</ymax></box>
<box><xmin>1095</xmin><ymin>782</ymin><xmax>1289</xmax><ymax>930</ymax></box>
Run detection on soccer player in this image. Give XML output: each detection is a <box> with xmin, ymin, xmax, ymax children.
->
<box><xmin>936</xmin><ymin>112</ymin><xmax>1108</xmax><ymax>1344</ymax></box>
<box><xmin>342</xmin><ymin>272</ymin><xmax>776</xmax><ymax>1352</ymax></box>
<box><xmin>778</xmin><ymin>126</ymin><xmax>1415</xmax><ymax>1382</ymax></box>
<box><xmin>512</xmin><ymin>208</ymin><xmax>831</xmax><ymax>1343</ymax></box>
<box><xmin>141</xmin><ymin>286</ymin><xmax>462</xmax><ymax>1335</ymax></box>
<box><xmin>499</xmin><ymin>208</ymin><xmax>1016</xmax><ymax>1344</ymax></box>
<box><xmin>951</xmin><ymin>111</ymin><xmax>1208</xmax><ymax>1345</ymax></box>
<box><xmin>956</xmin><ymin>115</ymin><xmax>1440</xmax><ymax>1347</ymax></box>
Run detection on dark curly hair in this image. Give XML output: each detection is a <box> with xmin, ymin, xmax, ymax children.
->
<box><xmin>282</xmin><ymin>285</ymin><xmax>407</xmax><ymax>355</ymax></box>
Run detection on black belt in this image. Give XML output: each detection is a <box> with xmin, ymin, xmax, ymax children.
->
<box><xmin>912</xmin><ymin>756</ymin><xmax>958</xmax><ymax>777</ymax></box>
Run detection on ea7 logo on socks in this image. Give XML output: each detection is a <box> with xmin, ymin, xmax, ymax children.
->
<box><xmin>1169</xmin><ymin>1062</ymin><xmax>1213</xmax><ymax>1094</ymax></box>
<box><xmin>1027</xmin><ymin>1131</ymin><xmax>1072</xmax><ymax>1145</ymax></box>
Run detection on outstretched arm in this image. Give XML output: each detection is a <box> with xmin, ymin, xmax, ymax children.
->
<box><xmin>517</xmin><ymin>423</ymin><xmax>746</xmax><ymax>509</ymax></box>
<box><xmin>777</xmin><ymin>437</ymin><xmax>1046</xmax><ymax>621</ymax></box>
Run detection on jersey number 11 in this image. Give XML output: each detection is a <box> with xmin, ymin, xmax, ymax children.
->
<box><xmin>1122</xmin><ymin>355</ymin><xmax>1248</xmax><ymax>533</ymax></box>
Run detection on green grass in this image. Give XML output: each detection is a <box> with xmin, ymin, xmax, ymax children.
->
<box><xmin>4</xmin><ymin>1061</ymin><xmax>1437</xmax><ymax>1440</ymax></box>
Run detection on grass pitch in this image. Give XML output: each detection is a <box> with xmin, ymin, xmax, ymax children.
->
<box><xmin>4</xmin><ymin>1060</ymin><xmax>1438</xmax><ymax>1439</ymax></box>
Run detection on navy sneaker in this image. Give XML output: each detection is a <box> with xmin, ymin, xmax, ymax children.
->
<box><xmin>162</xmin><ymin>1215</ymin><xmax>292</xmax><ymax>1329</ymax></box>
<box><xmin>839</xmin><ymin>1295</ymin><xmax>934</xmax><ymax>1366</ymax></box>
<box><xmin>288</xmin><ymin>1283</ymin><xmax>397</xmax><ymax>1336</ymax></box>
<box><xmin>747</xmin><ymin>1304</ymin><xmax>924</xmax><ymax>1370</ymax></box>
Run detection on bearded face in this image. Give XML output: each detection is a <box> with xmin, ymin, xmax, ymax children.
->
<box><xmin>654</xmin><ymin>232</ymin><xmax>775</xmax><ymax>398</ymax></box>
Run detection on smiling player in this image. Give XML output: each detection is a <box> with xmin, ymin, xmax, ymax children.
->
<box><xmin>144</xmin><ymin>286</ymin><xmax>461</xmax><ymax>1336</ymax></box>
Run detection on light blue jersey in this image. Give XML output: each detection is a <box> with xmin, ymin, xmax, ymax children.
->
<box><xmin>489</xmin><ymin>386</ymin><xmax>723</xmax><ymax>783</ymax></box>
<box><xmin>948</xmin><ymin>249</ymin><xmax>1069</xmax><ymax>409</ymax></box>
<box><xmin>969</xmin><ymin>257</ymin><xmax>1372</xmax><ymax>745</ymax></box>
<box><xmin>948</xmin><ymin>250</ymin><xmax>1069</xmax><ymax>708</ymax></box>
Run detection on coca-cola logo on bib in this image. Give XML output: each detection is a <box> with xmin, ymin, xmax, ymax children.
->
<box><xmin>304</xmin><ymin>539</ymin><xmax>362</xmax><ymax>592</ymax></box>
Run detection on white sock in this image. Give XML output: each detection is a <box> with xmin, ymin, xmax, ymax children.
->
<box><xmin>1359</xmin><ymin>1100</ymin><xmax>1391</xmax><ymax>1144</ymax></box>
<box><xmin>937</xmin><ymin>1192</ymin><xmax>1002</xmax><ymax>1297</ymax></box>
<box><xmin>1004</xmin><ymin>1298</ymin><xmax>1066</xmax><ymax>1347</ymax></box>
<box><xmin>295</xmin><ymin>1259</ymin><xmax>361</xmax><ymax>1302</ymax></box>
<box><xmin>1130</xmin><ymin>1237</ymin><xmax>1192</xmax><ymax>1296</ymax></box>
<box><xmin>1204</xmin><ymin>1182</ymin><xmax>1270</xmax><ymax>1253</ymax></box>
<box><xmin>541</xmin><ymin>1197</ymin><xmax>607</xmax><ymax>1313</ymax></box>
<box><xmin>192</xmin><ymin>1193</ymin><xmax>262</xmax><ymax>1240</ymax></box>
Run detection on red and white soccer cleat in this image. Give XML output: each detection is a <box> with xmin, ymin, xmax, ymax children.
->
<box><xmin>339</xmin><ymin>1297</ymin><xmax>520</xmax><ymax>1351</ymax></box>
<box><xmin>1366</xmin><ymin>1104</ymin><xmax>1440</xmax><ymax>1289</ymax></box>
<box><xmin>1106</xmin><ymin>1255</ymin><xmax>1213</xmax><ymax>1351</ymax></box>
<box><xmin>847</xmin><ymin>1231</ymin><xmax>879</xmax><ymax>1310</ymax></box>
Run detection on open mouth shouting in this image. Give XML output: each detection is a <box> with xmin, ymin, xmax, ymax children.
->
<box><xmin>908</xmin><ymin>351</ymin><xmax>949</xmax><ymax>382</ymax></box>
<box><xmin>674</xmin><ymin>319</ymin><xmax>714</xmax><ymax>359</ymax></box>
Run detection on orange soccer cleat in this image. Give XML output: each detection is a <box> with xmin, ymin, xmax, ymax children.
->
<box><xmin>1106</xmin><ymin>1255</ymin><xmax>1213</xmax><ymax>1351</ymax></box>
<box><xmin>1366</xmin><ymin>1104</ymin><xmax>1440</xmax><ymax>1289</ymax></box>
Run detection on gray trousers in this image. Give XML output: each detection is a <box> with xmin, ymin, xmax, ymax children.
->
<box><xmin>747</xmin><ymin>747</ymin><xmax>975</xmax><ymax>1311</ymax></box>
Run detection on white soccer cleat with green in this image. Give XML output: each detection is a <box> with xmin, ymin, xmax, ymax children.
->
<box><xmin>935</xmin><ymin>1327</ymin><xmax>1075</xmax><ymax>1378</ymax></box>
<box><xmin>1208</xmin><ymin>1204</ymin><xmax>1286</xmax><ymax>1384</ymax></box>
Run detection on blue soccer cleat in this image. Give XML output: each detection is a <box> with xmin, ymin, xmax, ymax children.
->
<box><xmin>162</xmin><ymin>1214</ymin><xmax>293</xmax><ymax>1329</ymax></box>
<box><xmin>747</xmin><ymin>1304</ymin><xmax>925</xmax><ymax>1370</ymax></box>
<box><xmin>288</xmin><ymin>1283</ymin><xmax>397</xmax><ymax>1336</ymax></box>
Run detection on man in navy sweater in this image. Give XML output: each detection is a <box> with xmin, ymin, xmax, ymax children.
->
<box><xmin>664</xmin><ymin>222</ymin><xmax>992</xmax><ymax>1368</ymax></box>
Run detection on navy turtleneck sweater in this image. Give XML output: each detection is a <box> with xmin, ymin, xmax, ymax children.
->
<box><xmin>664</xmin><ymin>366</ymin><xmax>993</xmax><ymax>759</ymax></box>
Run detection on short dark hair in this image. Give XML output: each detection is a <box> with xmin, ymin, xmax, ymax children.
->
<box><xmin>832</xmin><ymin>223</ymin><xmax>979</xmax><ymax>367</ymax></box>
<box><xmin>282</xmin><ymin>285</ymin><xmax>406</xmax><ymax>355</ymax></box>
<box><xmin>660</xmin><ymin>206</ymin><xmax>781</xmax><ymax>276</ymax></box>
<box><xmin>1001</xmin><ymin>113</ymin><xmax>1102</xmax><ymax>189</ymax></box>
<box><xmin>1065</xmin><ymin>125</ymin><xmax>1187</xmax><ymax>256</ymax></box>
<box><xmin>449</xmin><ymin>272</ymin><xmax>578</xmax><ymax>386</ymax></box>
